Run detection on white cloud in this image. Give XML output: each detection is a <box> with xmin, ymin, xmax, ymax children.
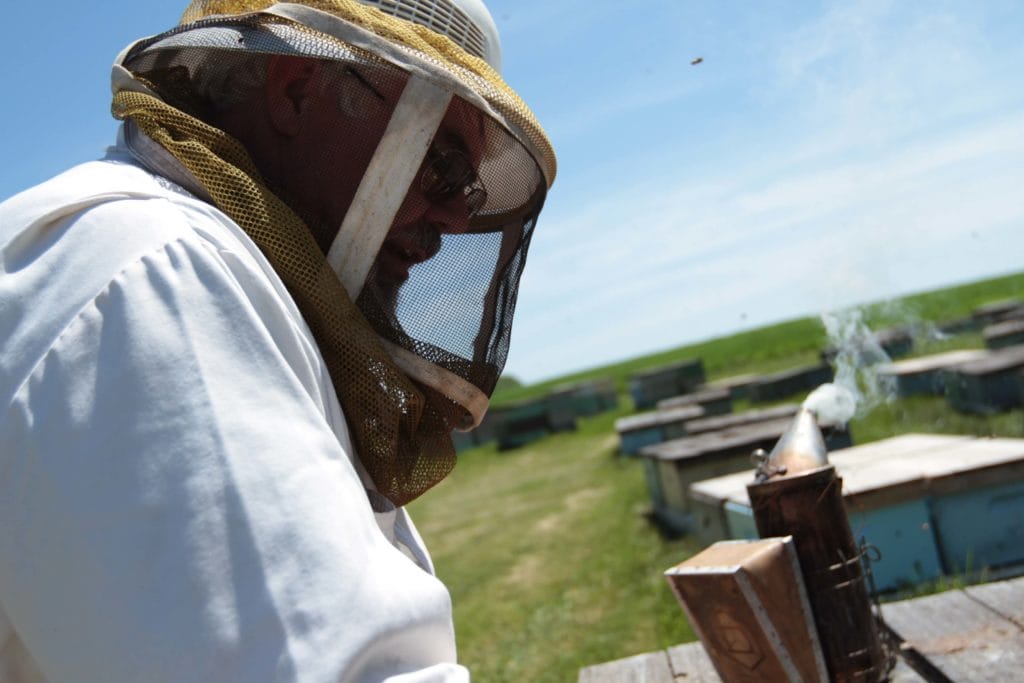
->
<box><xmin>499</xmin><ymin>0</ymin><xmax>1024</xmax><ymax>382</ymax></box>
<box><xmin>508</xmin><ymin>108</ymin><xmax>1024</xmax><ymax>381</ymax></box>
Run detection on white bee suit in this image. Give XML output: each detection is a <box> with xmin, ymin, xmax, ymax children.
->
<box><xmin>0</xmin><ymin>130</ymin><xmax>469</xmax><ymax>683</ymax></box>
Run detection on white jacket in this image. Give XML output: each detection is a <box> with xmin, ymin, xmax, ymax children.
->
<box><xmin>0</xmin><ymin>131</ymin><xmax>468</xmax><ymax>683</ymax></box>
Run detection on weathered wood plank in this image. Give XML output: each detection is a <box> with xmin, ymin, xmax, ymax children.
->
<box><xmin>578</xmin><ymin>651</ymin><xmax>674</xmax><ymax>683</ymax></box>
<box><xmin>964</xmin><ymin>575</ymin><xmax>1024</xmax><ymax>628</ymax></box>
<box><xmin>665</xmin><ymin>642</ymin><xmax>721</xmax><ymax>681</ymax></box>
<box><xmin>882</xmin><ymin>588</ymin><xmax>1024</xmax><ymax>682</ymax></box>
<box><xmin>583</xmin><ymin>640</ymin><xmax>930</xmax><ymax>682</ymax></box>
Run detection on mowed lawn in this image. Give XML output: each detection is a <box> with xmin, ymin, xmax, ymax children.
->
<box><xmin>408</xmin><ymin>271</ymin><xmax>1024</xmax><ymax>682</ymax></box>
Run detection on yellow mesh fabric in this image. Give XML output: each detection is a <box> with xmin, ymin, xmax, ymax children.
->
<box><xmin>179</xmin><ymin>0</ymin><xmax>556</xmax><ymax>187</ymax></box>
<box><xmin>113</xmin><ymin>90</ymin><xmax>455</xmax><ymax>505</ymax></box>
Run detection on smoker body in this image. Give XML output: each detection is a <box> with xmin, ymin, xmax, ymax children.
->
<box><xmin>748</xmin><ymin>466</ymin><xmax>886</xmax><ymax>682</ymax></box>
<box><xmin>745</xmin><ymin>406</ymin><xmax>888</xmax><ymax>682</ymax></box>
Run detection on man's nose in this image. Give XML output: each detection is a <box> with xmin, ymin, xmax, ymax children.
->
<box><xmin>422</xmin><ymin>194</ymin><xmax>471</xmax><ymax>234</ymax></box>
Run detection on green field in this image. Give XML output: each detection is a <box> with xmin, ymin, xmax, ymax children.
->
<box><xmin>408</xmin><ymin>271</ymin><xmax>1024</xmax><ymax>682</ymax></box>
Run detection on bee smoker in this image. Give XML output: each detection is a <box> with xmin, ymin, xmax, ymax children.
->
<box><xmin>746</xmin><ymin>407</ymin><xmax>889</xmax><ymax>682</ymax></box>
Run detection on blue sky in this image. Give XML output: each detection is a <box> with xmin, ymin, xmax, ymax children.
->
<box><xmin>3</xmin><ymin>1</ymin><xmax>1023</xmax><ymax>383</ymax></box>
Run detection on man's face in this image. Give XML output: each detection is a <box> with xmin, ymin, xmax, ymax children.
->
<box><xmin>271</xmin><ymin>64</ymin><xmax>487</xmax><ymax>296</ymax></box>
<box><xmin>374</xmin><ymin>97</ymin><xmax>488</xmax><ymax>290</ymax></box>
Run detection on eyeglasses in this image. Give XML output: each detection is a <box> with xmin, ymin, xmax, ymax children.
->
<box><xmin>342</xmin><ymin>65</ymin><xmax>489</xmax><ymax>218</ymax></box>
<box><xmin>420</xmin><ymin>147</ymin><xmax>488</xmax><ymax>219</ymax></box>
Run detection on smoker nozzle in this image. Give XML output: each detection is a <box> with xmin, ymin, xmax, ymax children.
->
<box><xmin>754</xmin><ymin>406</ymin><xmax>829</xmax><ymax>482</ymax></box>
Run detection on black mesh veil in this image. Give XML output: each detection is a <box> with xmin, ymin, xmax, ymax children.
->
<box><xmin>357</xmin><ymin>99</ymin><xmax>545</xmax><ymax>404</ymax></box>
<box><xmin>112</xmin><ymin>7</ymin><xmax>550</xmax><ymax>502</ymax></box>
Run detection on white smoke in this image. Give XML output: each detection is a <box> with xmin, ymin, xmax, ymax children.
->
<box><xmin>804</xmin><ymin>307</ymin><xmax>897</xmax><ymax>426</ymax></box>
<box><xmin>803</xmin><ymin>382</ymin><xmax>858</xmax><ymax>426</ymax></box>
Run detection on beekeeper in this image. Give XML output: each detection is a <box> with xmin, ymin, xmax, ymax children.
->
<box><xmin>0</xmin><ymin>0</ymin><xmax>555</xmax><ymax>680</ymax></box>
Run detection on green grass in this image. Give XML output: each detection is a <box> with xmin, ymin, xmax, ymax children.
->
<box><xmin>849</xmin><ymin>394</ymin><xmax>1024</xmax><ymax>443</ymax></box>
<box><xmin>492</xmin><ymin>270</ymin><xmax>1024</xmax><ymax>407</ymax></box>
<box><xmin>409</xmin><ymin>408</ymin><xmax>701</xmax><ymax>682</ymax></box>
<box><xmin>884</xmin><ymin>564</ymin><xmax>992</xmax><ymax>603</ymax></box>
<box><xmin>409</xmin><ymin>271</ymin><xmax>1024</xmax><ymax>681</ymax></box>
<box><xmin>861</xmin><ymin>271</ymin><xmax>1024</xmax><ymax>327</ymax></box>
<box><xmin>492</xmin><ymin>317</ymin><xmax>826</xmax><ymax>406</ymax></box>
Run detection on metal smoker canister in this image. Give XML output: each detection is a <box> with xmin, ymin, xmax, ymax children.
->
<box><xmin>746</xmin><ymin>407</ymin><xmax>887</xmax><ymax>682</ymax></box>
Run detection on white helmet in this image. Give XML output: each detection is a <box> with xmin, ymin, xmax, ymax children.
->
<box><xmin>356</xmin><ymin>0</ymin><xmax>502</xmax><ymax>71</ymax></box>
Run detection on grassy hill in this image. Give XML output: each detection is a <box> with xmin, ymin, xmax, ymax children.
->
<box><xmin>409</xmin><ymin>271</ymin><xmax>1024</xmax><ymax>682</ymax></box>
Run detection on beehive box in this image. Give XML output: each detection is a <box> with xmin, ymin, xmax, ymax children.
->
<box><xmin>747</xmin><ymin>363</ymin><xmax>833</xmax><ymax>403</ymax></box>
<box><xmin>628</xmin><ymin>359</ymin><xmax>706</xmax><ymax>409</ymax></box>
<box><xmin>706</xmin><ymin>373</ymin><xmax>760</xmax><ymax>402</ymax></box>
<box><xmin>937</xmin><ymin>315</ymin><xmax>983</xmax><ymax>336</ymax></box>
<box><xmin>985</xmin><ymin>319</ymin><xmax>1024</xmax><ymax>350</ymax></box>
<box><xmin>656</xmin><ymin>386</ymin><xmax>733</xmax><ymax>416</ymax></box>
<box><xmin>544</xmin><ymin>391</ymin><xmax>578</xmax><ymax>432</ymax></box>
<box><xmin>451</xmin><ymin>429</ymin><xmax>477</xmax><ymax>453</ymax></box>
<box><xmin>615</xmin><ymin>405</ymin><xmax>704</xmax><ymax>456</ymax></box>
<box><xmin>972</xmin><ymin>298</ymin><xmax>1024</xmax><ymax>326</ymax></box>
<box><xmin>549</xmin><ymin>378</ymin><xmax>619</xmax><ymax>417</ymax></box>
<box><xmin>492</xmin><ymin>400</ymin><xmax>551</xmax><ymax>450</ymax></box>
<box><xmin>453</xmin><ymin>407</ymin><xmax>502</xmax><ymax>451</ymax></box>
<box><xmin>876</xmin><ymin>349</ymin><xmax>989</xmax><ymax>397</ymax></box>
<box><xmin>944</xmin><ymin>344</ymin><xmax>1024</xmax><ymax>414</ymax></box>
<box><xmin>689</xmin><ymin>434</ymin><xmax>1024</xmax><ymax>592</ymax></box>
<box><xmin>491</xmin><ymin>394</ymin><xmax>578</xmax><ymax>450</ymax></box>
<box><xmin>685</xmin><ymin>404</ymin><xmax>799</xmax><ymax>436</ymax></box>
<box><xmin>639</xmin><ymin>417</ymin><xmax>851</xmax><ymax>533</ymax></box>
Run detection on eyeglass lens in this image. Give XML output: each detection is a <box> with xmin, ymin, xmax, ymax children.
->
<box><xmin>421</xmin><ymin>148</ymin><xmax>488</xmax><ymax>217</ymax></box>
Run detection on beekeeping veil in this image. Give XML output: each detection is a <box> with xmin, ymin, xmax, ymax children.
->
<box><xmin>111</xmin><ymin>0</ymin><xmax>556</xmax><ymax>505</ymax></box>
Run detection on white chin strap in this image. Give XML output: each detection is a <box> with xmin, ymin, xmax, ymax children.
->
<box><xmin>325</xmin><ymin>74</ymin><xmax>490</xmax><ymax>430</ymax></box>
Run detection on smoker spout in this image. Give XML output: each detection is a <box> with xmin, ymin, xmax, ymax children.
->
<box><xmin>755</xmin><ymin>406</ymin><xmax>829</xmax><ymax>482</ymax></box>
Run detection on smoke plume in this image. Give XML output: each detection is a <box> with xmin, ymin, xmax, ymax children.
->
<box><xmin>803</xmin><ymin>307</ymin><xmax>896</xmax><ymax>426</ymax></box>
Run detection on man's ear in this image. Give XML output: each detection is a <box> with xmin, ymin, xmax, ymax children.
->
<box><xmin>265</xmin><ymin>55</ymin><xmax>322</xmax><ymax>137</ymax></box>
